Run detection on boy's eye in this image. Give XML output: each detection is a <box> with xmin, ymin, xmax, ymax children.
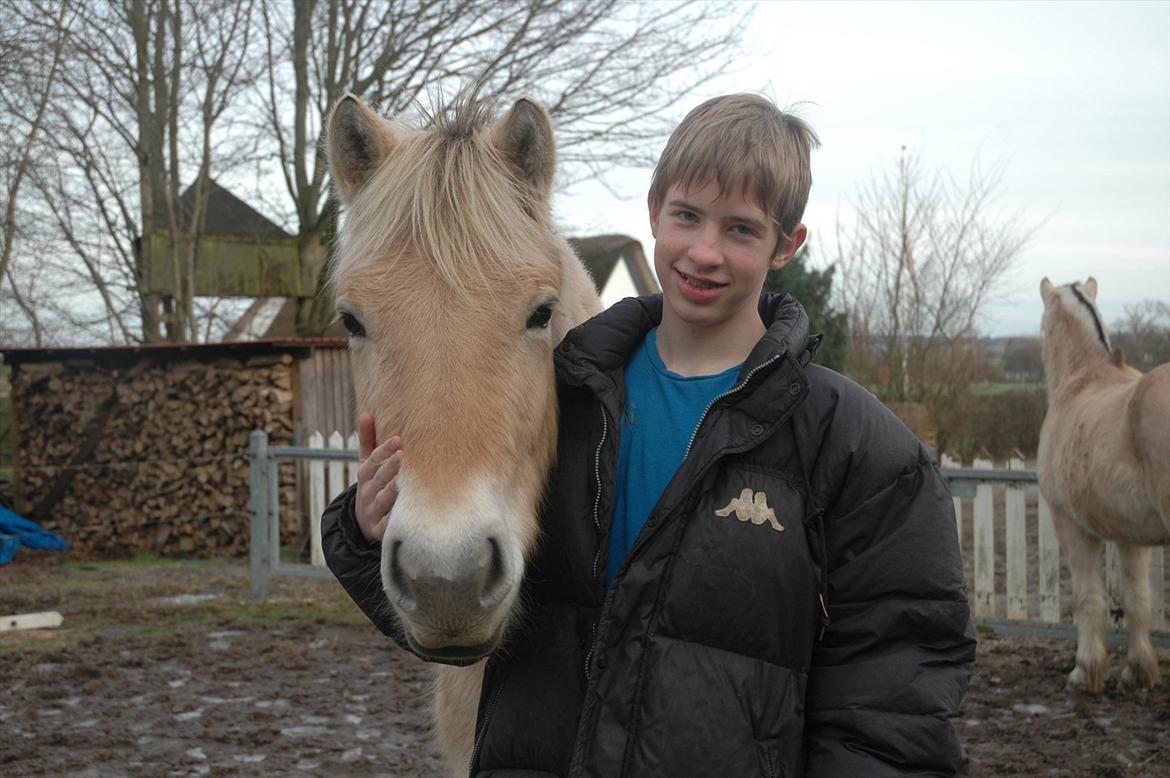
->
<box><xmin>676</xmin><ymin>209</ymin><xmax>698</xmax><ymax>222</ymax></box>
<box><xmin>731</xmin><ymin>224</ymin><xmax>754</xmax><ymax>236</ymax></box>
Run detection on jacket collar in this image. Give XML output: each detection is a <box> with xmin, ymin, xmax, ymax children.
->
<box><xmin>554</xmin><ymin>293</ymin><xmax>816</xmax><ymax>386</ymax></box>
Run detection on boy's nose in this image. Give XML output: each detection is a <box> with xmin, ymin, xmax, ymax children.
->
<box><xmin>687</xmin><ymin>230</ymin><xmax>722</xmax><ymax>266</ymax></box>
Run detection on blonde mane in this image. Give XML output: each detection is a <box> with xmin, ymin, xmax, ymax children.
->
<box><xmin>331</xmin><ymin>100</ymin><xmax>558</xmax><ymax>295</ymax></box>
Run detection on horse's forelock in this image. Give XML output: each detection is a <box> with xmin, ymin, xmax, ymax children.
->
<box><xmin>331</xmin><ymin>102</ymin><xmax>554</xmax><ymax>298</ymax></box>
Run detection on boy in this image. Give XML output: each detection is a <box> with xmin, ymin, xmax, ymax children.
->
<box><xmin>323</xmin><ymin>94</ymin><xmax>975</xmax><ymax>776</ymax></box>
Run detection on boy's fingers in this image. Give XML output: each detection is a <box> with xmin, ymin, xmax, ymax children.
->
<box><xmin>357</xmin><ymin>437</ymin><xmax>402</xmax><ymax>482</ymax></box>
<box><xmin>369</xmin><ymin>477</ymin><xmax>399</xmax><ymax>519</ymax></box>
<box><xmin>358</xmin><ymin>413</ymin><xmax>376</xmax><ymax>461</ymax></box>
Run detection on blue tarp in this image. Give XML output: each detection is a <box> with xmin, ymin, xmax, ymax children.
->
<box><xmin>0</xmin><ymin>506</ymin><xmax>69</xmax><ymax>565</ymax></box>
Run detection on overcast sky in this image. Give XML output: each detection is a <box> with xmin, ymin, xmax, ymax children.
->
<box><xmin>555</xmin><ymin>0</ymin><xmax>1170</xmax><ymax>337</ymax></box>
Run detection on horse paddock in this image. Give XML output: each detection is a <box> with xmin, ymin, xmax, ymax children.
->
<box><xmin>2</xmin><ymin>554</ymin><xmax>1167</xmax><ymax>777</ymax></box>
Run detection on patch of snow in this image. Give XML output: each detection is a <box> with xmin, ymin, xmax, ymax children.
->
<box><xmin>341</xmin><ymin>747</ymin><xmax>363</xmax><ymax>763</ymax></box>
<box><xmin>344</xmin><ymin>714</ymin><xmax>362</xmax><ymax>725</ymax></box>
<box><xmin>186</xmin><ymin>747</ymin><xmax>207</xmax><ymax>761</ymax></box>
<box><xmin>175</xmin><ymin>708</ymin><xmax>204</xmax><ymax>722</ymax></box>
<box><xmin>1012</xmin><ymin>703</ymin><xmax>1050</xmax><ymax>715</ymax></box>
<box><xmin>169</xmin><ymin>679</ymin><xmax>187</xmax><ymax>689</ymax></box>
<box><xmin>234</xmin><ymin>754</ymin><xmax>267</xmax><ymax>764</ymax></box>
<box><xmin>207</xmin><ymin>639</ymin><xmax>232</xmax><ymax>651</ymax></box>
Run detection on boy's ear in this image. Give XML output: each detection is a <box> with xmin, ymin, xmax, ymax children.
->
<box><xmin>647</xmin><ymin>194</ymin><xmax>661</xmax><ymax>238</ymax></box>
<box><xmin>769</xmin><ymin>224</ymin><xmax>807</xmax><ymax>271</ymax></box>
<box><xmin>328</xmin><ymin>94</ymin><xmax>397</xmax><ymax>204</ymax></box>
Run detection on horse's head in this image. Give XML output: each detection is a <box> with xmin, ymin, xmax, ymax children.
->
<box><xmin>328</xmin><ymin>95</ymin><xmax>596</xmax><ymax>662</ymax></box>
<box><xmin>1039</xmin><ymin>276</ymin><xmax>1114</xmax><ymax>383</ymax></box>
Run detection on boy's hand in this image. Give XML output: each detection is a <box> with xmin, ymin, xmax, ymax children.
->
<box><xmin>355</xmin><ymin>412</ymin><xmax>402</xmax><ymax>543</ymax></box>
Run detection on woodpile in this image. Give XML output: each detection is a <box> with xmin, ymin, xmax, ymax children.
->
<box><xmin>12</xmin><ymin>354</ymin><xmax>300</xmax><ymax>558</ymax></box>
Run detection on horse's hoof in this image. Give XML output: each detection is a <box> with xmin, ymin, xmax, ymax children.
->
<box><xmin>1120</xmin><ymin>662</ymin><xmax>1161</xmax><ymax>691</ymax></box>
<box><xmin>1067</xmin><ymin>665</ymin><xmax>1106</xmax><ymax>694</ymax></box>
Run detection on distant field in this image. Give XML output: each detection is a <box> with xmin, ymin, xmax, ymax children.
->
<box><xmin>970</xmin><ymin>382</ymin><xmax>1045</xmax><ymax>397</ymax></box>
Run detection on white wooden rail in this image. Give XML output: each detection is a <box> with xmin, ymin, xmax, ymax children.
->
<box><xmin>248</xmin><ymin>432</ymin><xmax>1168</xmax><ymax>645</ymax></box>
<box><xmin>940</xmin><ymin>455</ymin><xmax>1167</xmax><ymax>642</ymax></box>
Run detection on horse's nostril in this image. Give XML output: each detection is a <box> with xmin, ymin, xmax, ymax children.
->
<box><xmin>480</xmin><ymin>538</ymin><xmax>506</xmax><ymax>607</ymax></box>
<box><xmin>389</xmin><ymin>540</ymin><xmax>416</xmax><ymax>611</ymax></box>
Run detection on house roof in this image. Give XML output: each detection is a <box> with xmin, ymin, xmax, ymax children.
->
<box><xmin>151</xmin><ymin>179</ymin><xmax>293</xmax><ymax>241</ymax></box>
<box><xmin>567</xmin><ymin>234</ymin><xmax>658</xmax><ymax>296</ymax></box>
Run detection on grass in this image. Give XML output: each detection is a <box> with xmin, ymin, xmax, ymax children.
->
<box><xmin>970</xmin><ymin>381</ymin><xmax>1045</xmax><ymax>397</ymax></box>
<box><xmin>0</xmin><ymin>553</ymin><xmax>366</xmax><ymax>656</ymax></box>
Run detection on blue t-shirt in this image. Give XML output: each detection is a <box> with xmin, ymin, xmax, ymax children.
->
<box><xmin>605</xmin><ymin>327</ymin><xmax>741</xmax><ymax>586</ymax></box>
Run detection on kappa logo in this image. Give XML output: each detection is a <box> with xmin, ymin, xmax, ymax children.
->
<box><xmin>714</xmin><ymin>488</ymin><xmax>784</xmax><ymax>532</ymax></box>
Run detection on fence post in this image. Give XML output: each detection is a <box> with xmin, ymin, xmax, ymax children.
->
<box><xmin>1006</xmin><ymin>457</ymin><xmax>1028</xmax><ymax>620</ymax></box>
<box><xmin>1106</xmin><ymin>543</ymin><xmax>1125</xmax><ymax>631</ymax></box>
<box><xmin>973</xmin><ymin>456</ymin><xmax>995</xmax><ymax>618</ymax></box>
<box><xmin>308</xmin><ymin>431</ymin><xmax>326</xmax><ymax>568</ymax></box>
<box><xmin>249</xmin><ymin>429</ymin><xmax>271</xmax><ymax>601</ymax></box>
<box><xmin>1151</xmin><ymin>547</ymin><xmax>1166</xmax><ymax>632</ymax></box>
<box><xmin>940</xmin><ymin>453</ymin><xmax>963</xmax><ymax>543</ymax></box>
<box><xmin>1037</xmin><ymin>497</ymin><xmax>1061</xmax><ymax>623</ymax></box>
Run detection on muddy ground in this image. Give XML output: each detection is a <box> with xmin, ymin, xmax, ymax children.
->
<box><xmin>2</xmin><ymin>553</ymin><xmax>1167</xmax><ymax>777</ymax></box>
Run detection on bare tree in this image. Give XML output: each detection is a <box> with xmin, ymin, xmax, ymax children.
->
<box><xmin>833</xmin><ymin>148</ymin><xmax>1034</xmax><ymax>454</ymax></box>
<box><xmin>0</xmin><ymin>0</ymin><xmax>72</xmax><ymax>346</ymax></box>
<box><xmin>252</xmin><ymin>0</ymin><xmax>748</xmax><ymax>334</ymax></box>
<box><xmin>16</xmin><ymin>0</ymin><xmax>261</xmax><ymax>343</ymax></box>
<box><xmin>1112</xmin><ymin>300</ymin><xmax>1170</xmax><ymax>373</ymax></box>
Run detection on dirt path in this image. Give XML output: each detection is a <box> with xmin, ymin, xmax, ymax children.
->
<box><xmin>2</xmin><ymin>554</ymin><xmax>1167</xmax><ymax>777</ymax></box>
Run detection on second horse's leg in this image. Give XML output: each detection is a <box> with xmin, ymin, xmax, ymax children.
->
<box><xmin>1054</xmin><ymin>514</ymin><xmax>1108</xmax><ymax>693</ymax></box>
<box><xmin>1118</xmin><ymin>543</ymin><xmax>1161</xmax><ymax>689</ymax></box>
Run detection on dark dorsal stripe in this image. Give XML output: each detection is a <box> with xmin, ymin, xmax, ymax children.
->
<box><xmin>1070</xmin><ymin>284</ymin><xmax>1110</xmax><ymax>350</ymax></box>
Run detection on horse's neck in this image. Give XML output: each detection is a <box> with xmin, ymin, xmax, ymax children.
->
<box><xmin>559</xmin><ymin>245</ymin><xmax>603</xmax><ymax>329</ymax></box>
<box><xmin>1044</xmin><ymin>329</ymin><xmax>1113</xmax><ymax>396</ymax></box>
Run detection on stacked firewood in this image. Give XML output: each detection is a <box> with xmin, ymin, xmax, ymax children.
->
<box><xmin>12</xmin><ymin>354</ymin><xmax>300</xmax><ymax>558</ymax></box>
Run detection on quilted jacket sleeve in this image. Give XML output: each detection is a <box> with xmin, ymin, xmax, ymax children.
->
<box><xmin>804</xmin><ymin>451</ymin><xmax>976</xmax><ymax>776</ymax></box>
<box><xmin>320</xmin><ymin>485</ymin><xmax>418</xmax><ymax>656</ymax></box>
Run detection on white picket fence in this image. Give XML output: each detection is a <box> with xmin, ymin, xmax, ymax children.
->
<box><xmin>304</xmin><ymin>431</ymin><xmax>359</xmax><ymax>568</ymax></box>
<box><xmin>255</xmin><ymin>433</ymin><xmax>1169</xmax><ymax>642</ymax></box>
<box><xmin>941</xmin><ymin>455</ymin><xmax>1167</xmax><ymax>637</ymax></box>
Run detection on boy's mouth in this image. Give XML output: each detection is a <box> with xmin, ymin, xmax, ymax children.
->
<box><xmin>678</xmin><ymin>271</ymin><xmax>725</xmax><ymax>290</ymax></box>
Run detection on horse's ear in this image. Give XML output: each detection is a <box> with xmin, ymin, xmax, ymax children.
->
<box><xmin>1083</xmin><ymin>276</ymin><xmax>1098</xmax><ymax>300</ymax></box>
<box><xmin>492</xmin><ymin>98</ymin><xmax>556</xmax><ymax>201</ymax></box>
<box><xmin>1040</xmin><ymin>277</ymin><xmax>1055</xmax><ymax>303</ymax></box>
<box><xmin>328</xmin><ymin>94</ymin><xmax>397</xmax><ymax>204</ymax></box>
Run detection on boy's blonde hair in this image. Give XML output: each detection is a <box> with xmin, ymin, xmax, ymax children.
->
<box><xmin>649</xmin><ymin>94</ymin><xmax>820</xmax><ymax>243</ymax></box>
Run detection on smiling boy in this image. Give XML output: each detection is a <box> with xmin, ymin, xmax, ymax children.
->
<box><xmin>324</xmin><ymin>93</ymin><xmax>975</xmax><ymax>776</ymax></box>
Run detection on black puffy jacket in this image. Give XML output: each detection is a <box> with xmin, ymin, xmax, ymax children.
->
<box><xmin>323</xmin><ymin>293</ymin><xmax>975</xmax><ymax>778</ymax></box>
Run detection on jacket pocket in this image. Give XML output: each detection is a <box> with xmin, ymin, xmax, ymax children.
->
<box><xmin>623</xmin><ymin>634</ymin><xmax>806</xmax><ymax>778</ymax></box>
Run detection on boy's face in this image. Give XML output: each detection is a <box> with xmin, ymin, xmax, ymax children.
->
<box><xmin>649</xmin><ymin>179</ymin><xmax>806</xmax><ymax>337</ymax></box>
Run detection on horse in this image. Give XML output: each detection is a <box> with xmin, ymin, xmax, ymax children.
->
<box><xmin>1037</xmin><ymin>276</ymin><xmax>1170</xmax><ymax>693</ymax></box>
<box><xmin>326</xmin><ymin>94</ymin><xmax>601</xmax><ymax>772</ymax></box>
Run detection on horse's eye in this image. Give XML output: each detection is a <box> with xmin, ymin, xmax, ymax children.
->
<box><xmin>526</xmin><ymin>303</ymin><xmax>553</xmax><ymax>330</ymax></box>
<box><xmin>339</xmin><ymin>312</ymin><xmax>366</xmax><ymax>338</ymax></box>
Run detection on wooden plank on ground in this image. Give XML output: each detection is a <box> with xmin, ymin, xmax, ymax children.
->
<box><xmin>973</xmin><ymin>457</ymin><xmax>995</xmax><ymax>618</ymax></box>
<box><xmin>1</xmin><ymin>611</ymin><xmax>64</xmax><ymax>631</ymax></box>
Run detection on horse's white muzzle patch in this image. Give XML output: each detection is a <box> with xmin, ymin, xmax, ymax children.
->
<box><xmin>380</xmin><ymin>473</ymin><xmax>527</xmax><ymax>658</ymax></box>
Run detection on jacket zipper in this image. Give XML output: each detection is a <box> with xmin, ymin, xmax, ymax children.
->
<box><xmin>590</xmin><ymin>403</ymin><xmax>608</xmax><ymax>582</ymax></box>
<box><xmin>467</xmin><ymin>676</ymin><xmax>505</xmax><ymax>777</ymax></box>
<box><xmin>682</xmin><ymin>353</ymin><xmax>784</xmax><ymax>461</ymax></box>
<box><xmin>585</xmin><ymin>402</ymin><xmax>609</xmax><ymax>682</ymax></box>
